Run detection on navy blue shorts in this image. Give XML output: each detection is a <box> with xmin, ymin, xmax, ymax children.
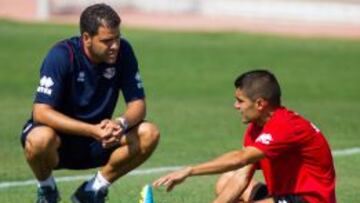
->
<box><xmin>20</xmin><ymin>120</ymin><xmax>119</xmax><ymax>170</ymax></box>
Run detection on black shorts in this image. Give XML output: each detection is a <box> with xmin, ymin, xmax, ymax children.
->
<box><xmin>273</xmin><ymin>195</ymin><xmax>307</xmax><ymax>203</ymax></box>
<box><xmin>251</xmin><ymin>184</ymin><xmax>307</xmax><ymax>203</ymax></box>
<box><xmin>20</xmin><ymin>120</ymin><xmax>130</xmax><ymax>170</ymax></box>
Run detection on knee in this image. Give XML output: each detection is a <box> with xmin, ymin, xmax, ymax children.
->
<box><xmin>215</xmin><ymin>172</ymin><xmax>235</xmax><ymax>195</ymax></box>
<box><xmin>215</xmin><ymin>171</ymin><xmax>235</xmax><ymax>195</ymax></box>
<box><xmin>25</xmin><ymin>127</ymin><xmax>60</xmax><ymax>158</ymax></box>
<box><xmin>138</xmin><ymin>122</ymin><xmax>160</xmax><ymax>153</ymax></box>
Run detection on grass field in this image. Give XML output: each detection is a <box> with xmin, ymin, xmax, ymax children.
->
<box><xmin>0</xmin><ymin>20</ymin><xmax>359</xmax><ymax>202</ymax></box>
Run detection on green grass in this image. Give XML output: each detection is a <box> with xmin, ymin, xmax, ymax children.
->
<box><xmin>0</xmin><ymin>19</ymin><xmax>359</xmax><ymax>202</ymax></box>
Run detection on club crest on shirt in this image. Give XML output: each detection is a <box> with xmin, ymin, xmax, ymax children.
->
<box><xmin>255</xmin><ymin>133</ymin><xmax>273</xmax><ymax>145</ymax></box>
<box><xmin>77</xmin><ymin>71</ymin><xmax>85</xmax><ymax>82</ymax></box>
<box><xmin>103</xmin><ymin>67</ymin><xmax>116</xmax><ymax>79</ymax></box>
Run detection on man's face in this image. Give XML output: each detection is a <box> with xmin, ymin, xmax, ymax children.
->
<box><xmin>234</xmin><ymin>88</ymin><xmax>261</xmax><ymax>124</ymax></box>
<box><xmin>84</xmin><ymin>25</ymin><xmax>120</xmax><ymax>64</ymax></box>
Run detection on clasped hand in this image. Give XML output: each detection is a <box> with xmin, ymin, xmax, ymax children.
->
<box><xmin>94</xmin><ymin>119</ymin><xmax>125</xmax><ymax>148</ymax></box>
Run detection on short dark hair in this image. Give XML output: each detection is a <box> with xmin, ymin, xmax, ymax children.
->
<box><xmin>234</xmin><ymin>69</ymin><xmax>281</xmax><ymax>106</ymax></box>
<box><xmin>80</xmin><ymin>3</ymin><xmax>121</xmax><ymax>36</ymax></box>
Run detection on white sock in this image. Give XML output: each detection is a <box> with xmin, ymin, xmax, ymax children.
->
<box><xmin>37</xmin><ymin>175</ymin><xmax>56</xmax><ymax>190</ymax></box>
<box><xmin>85</xmin><ymin>172</ymin><xmax>111</xmax><ymax>192</ymax></box>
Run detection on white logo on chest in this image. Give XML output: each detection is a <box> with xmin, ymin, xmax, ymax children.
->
<box><xmin>77</xmin><ymin>71</ymin><xmax>85</xmax><ymax>82</ymax></box>
<box><xmin>103</xmin><ymin>67</ymin><xmax>116</xmax><ymax>79</ymax></box>
<box><xmin>255</xmin><ymin>133</ymin><xmax>273</xmax><ymax>145</ymax></box>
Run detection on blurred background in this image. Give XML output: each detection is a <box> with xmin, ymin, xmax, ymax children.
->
<box><xmin>1</xmin><ymin>0</ymin><xmax>360</xmax><ymax>37</ymax></box>
<box><xmin>1</xmin><ymin>0</ymin><xmax>360</xmax><ymax>202</ymax></box>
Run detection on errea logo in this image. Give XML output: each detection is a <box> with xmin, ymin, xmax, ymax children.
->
<box><xmin>255</xmin><ymin>133</ymin><xmax>273</xmax><ymax>145</ymax></box>
<box><xmin>135</xmin><ymin>72</ymin><xmax>143</xmax><ymax>89</ymax></box>
<box><xmin>37</xmin><ymin>76</ymin><xmax>54</xmax><ymax>95</ymax></box>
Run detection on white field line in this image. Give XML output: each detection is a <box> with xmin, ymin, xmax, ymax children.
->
<box><xmin>0</xmin><ymin>166</ymin><xmax>183</xmax><ymax>189</ymax></box>
<box><xmin>331</xmin><ymin>147</ymin><xmax>360</xmax><ymax>156</ymax></box>
<box><xmin>0</xmin><ymin>147</ymin><xmax>359</xmax><ymax>190</ymax></box>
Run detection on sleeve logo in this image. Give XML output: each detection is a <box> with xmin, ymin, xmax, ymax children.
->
<box><xmin>37</xmin><ymin>76</ymin><xmax>54</xmax><ymax>95</ymax></box>
<box><xmin>135</xmin><ymin>72</ymin><xmax>143</xmax><ymax>89</ymax></box>
<box><xmin>255</xmin><ymin>133</ymin><xmax>273</xmax><ymax>145</ymax></box>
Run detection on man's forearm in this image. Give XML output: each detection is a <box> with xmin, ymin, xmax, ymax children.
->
<box><xmin>118</xmin><ymin>99</ymin><xmax>146</xmax><ymax>128</ymax></box>
<box><xmin>33</xmin><ymin>103</ymin><xmax>97</xmax><ymax>138</ymax></box>
<box><xmin>189</xmin><ymin>147</ymin><xmax>264</xmax><ymax>177</ymax></box>
<box><xmin>188</xmin><ymin>150</ymin><xmax>249</xmax><ymax>176</ymax></box>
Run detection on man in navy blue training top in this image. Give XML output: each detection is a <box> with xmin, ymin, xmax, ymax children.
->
<box><xmin>20</xmin><ymin>3</ymin><xmax>160</xmax><ymax>203</ymax></box>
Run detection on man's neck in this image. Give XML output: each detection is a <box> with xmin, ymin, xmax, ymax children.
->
<box><xmin>255</xmin><ymin>106</ymin><xmax>279</xmax><ymax>127</ymax></box>
<box><xmin>82</xmin><ymin>41</ymin><xmax>99</xmax><ymax>64</ymax></box>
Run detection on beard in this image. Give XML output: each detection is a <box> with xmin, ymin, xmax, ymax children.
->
<box><xmin>89</xmin><ymin>46</ymin><xmax>118</xmax><ymax>64</ymax></box>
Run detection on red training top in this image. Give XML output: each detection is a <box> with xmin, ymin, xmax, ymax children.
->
<box><xmin>244</xmin><ymin>107</ymin><xmax>336</xmax><ymax>203</ymax></box>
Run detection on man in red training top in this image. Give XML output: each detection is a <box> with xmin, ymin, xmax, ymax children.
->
<box><xmin>153</xmin><ymin>69</ymin><xmax>336</xmax><ymax>203</ymax></box>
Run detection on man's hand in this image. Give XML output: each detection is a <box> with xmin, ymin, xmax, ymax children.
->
<box><xmin>99</xmin><ymin>119</ymin><xmax>125</xmax><ymax>148</ymax></box>
<box><xmin>105</xmin><ymin>119</ymin><xmax>124</xmax><ymax>137</ymax></box>
<box><xmin>90</xmin><ymin>119</ymin><xmax>119</xmax><ymax>148</ymax></box>
<box><xmin>92</xmin><ymin>119</ymin><xmax>112</xmax><ymax>141</ymax></box>
<box><xmin>153</xmin><ymin>167</ymin><xmax>192</xmax><ymax>192</ymax></box>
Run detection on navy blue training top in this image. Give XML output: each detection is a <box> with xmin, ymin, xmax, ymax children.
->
<box><xmin>32</xmin><ymin>36</ymin><xmax>145</xmax><ymax>124</ymax></box>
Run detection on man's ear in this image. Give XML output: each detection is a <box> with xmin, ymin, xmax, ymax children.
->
<box><xmin>256</xmin><ymin>98</ymin><xmax>269</xmax><ymax>111</ymax></box>
<box><xmin>82</xmin><ymin>32</ymin><xmax>92</xmax><ymax>47</ymax></box>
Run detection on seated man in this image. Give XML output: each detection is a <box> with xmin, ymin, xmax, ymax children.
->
<box><xmin>20</xmin><ymin>3</ymin><xmax>160</xmax><ymax>203</ymax></box>
<box><xmin>153</xmin><ymin>70</ymin><xmax>336</xmax><ymax>203</ymax></box>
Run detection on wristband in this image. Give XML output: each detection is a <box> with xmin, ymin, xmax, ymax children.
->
<box><xmin>116</xmin><ymin>117</ymin><xmax>129</xmax><ymax>131</ymax></box>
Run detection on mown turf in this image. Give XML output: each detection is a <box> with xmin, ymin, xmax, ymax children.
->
<box><xmin>0</xmin><ymin>20</ymin><xmax>359</xmax><ymax>202</ymax></box>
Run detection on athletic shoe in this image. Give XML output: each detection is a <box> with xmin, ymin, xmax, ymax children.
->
<box><xmin>37</xmin><ymin>186</ymin><xmax>60</xmax><ymax>203</ymax></box>
<box><xmin>71</xmin><ymin>181</ymin><xmax>108</xmax><ymax>203</ymax></box>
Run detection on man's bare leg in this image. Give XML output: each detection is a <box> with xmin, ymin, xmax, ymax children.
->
<box><xmin>100</xmin><ymin>122</ymin><xmax>160</xmax><ymax>182</ymax></box>
<box><xmin>216</xmin><ymin>170</ymin><xmax>266</xmax><ymax>203</ymax></box>
<box><xmin>24</xmin><ymin>126</ymin><xmax>61</xmax><ymax>202</ymax></box>
<box><xmin>68</xmin><ymin>122</ymin><xmax>159</xmax><ymax>203</ymax></box>
<box><xmin>24</xmin><ymin>126</ymin><xmax>60</xmax><ymax>181</ymax></box>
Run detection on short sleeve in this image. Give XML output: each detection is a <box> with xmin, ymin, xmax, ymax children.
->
<box><xmin>243</xmin><ymin>124</ymin><xmax>261</xmax><ymax>169</ymax></box>
<box><xmin>34</xmin><ymin>43</ymin><xmax>71</xmax><ymax>107</ymax></box>
<box><xmin>251</xmin><ymin>124</ymin><xmax>299</xmax><ymax>159</ymax></box>
<box><xmin>119</xmin><ymin>39</ymin><xmax>145</xmax><ymax>103</ymax></box>
<box><xmin>243</xmin><ymin>124</ymin><xmax>253</xmax><ymax>147</ymax></box>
